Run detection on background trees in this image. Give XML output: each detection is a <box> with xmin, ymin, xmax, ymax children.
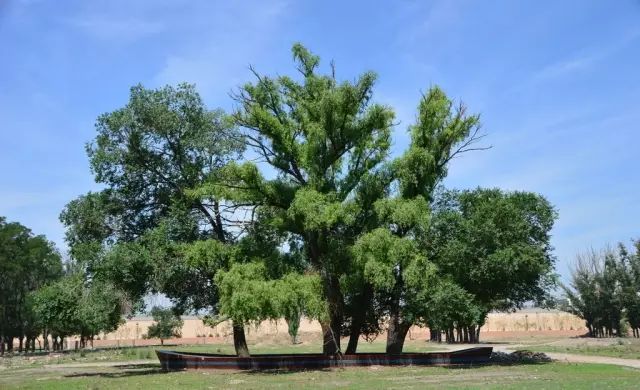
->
<box><xmin>563</xmin><ymin>242</ymin><xmax>640</xmax><ymax>338</ymax></box>
<box><xmin>30</xmin><ymin>273</ymin><xmax>125</xmax><ymax>350</ymax></box>
<box><xmin>145</xmin><ymin>307</ymin><xmax>183</xmax><ymax>345</ymax></box>
<box><xmin>0</xmin><ymin>217</ymin><xmax>62</xmax><ymax>354</ymax></box>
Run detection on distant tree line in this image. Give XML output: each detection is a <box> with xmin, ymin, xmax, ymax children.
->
<box><xmin>562</xmin><ymin>242</ymin><xmax>640</xmax><ymax>338</ymax></box>
<box><xmin>0</xmin><ymin>217</ymin><xmax>125</xmax><ymax>354</ymax></box>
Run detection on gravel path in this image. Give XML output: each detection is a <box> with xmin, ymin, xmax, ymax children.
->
<box><xmin>488</xmin><ymin>344</ymin><xmax>640</xmax><ymax>369</ymax></box>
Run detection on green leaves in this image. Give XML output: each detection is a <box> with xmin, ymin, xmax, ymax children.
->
<box><xmin>426</xmin><ymin>188</ymin><xmax>557</xmax><ymax>310</ymax></box>
<box><xmin>0</xmin><ymin>217</ymin><xmax>63</xmax><ymax>342</ymax></box>
<box><xmin>214</xmin><ymin>262</ymin><xmax>325</xmax><ymax>325</ymax></box>
<box><xmin>288</xmin><ymin>189</ymin><xmax>347</xmax><ymax>231</ymax></box>
<box><xmin>31</xmin><ymin>275</ymin><xmax>124</xmax><ymax>339</ymax></box>
<box><xmin>563</xmin><ymin>243</ymin><xmax>640</xmax><ymax>337</ymax></box>
<box><xmin>83</xmin><ymin>83</ymin><xmax>243</xmax><ymax>239</ymax></box>
<box><xmin>146</xmin><ymin>307</ymin><xmax>183</xmax><ymax>341</ymax></box>
<box><xmin>394</xmin><ymin>87</ymin><xmax>482</xmax><ymax>200</ymax></box>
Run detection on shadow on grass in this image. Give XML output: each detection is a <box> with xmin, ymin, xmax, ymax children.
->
<box><xmin>61</xmin><ymin>359</ymin><xmax>553</xmax><ymax>379</ymax></box>
<box><xmin>64</xmin><ymin>368</ymin><xmax>165</xmax><ymax>379</ymax></box>
<box><xmin>438</xmin><ymin>360</ymin><xmax>553</xmax><ymax>370</ymax></box>
<box><xmin>242</xmin><ymin>367</ymin><xmax>335</xmax><ymax>376</ymax></box>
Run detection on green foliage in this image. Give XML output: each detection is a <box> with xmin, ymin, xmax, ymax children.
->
<box><xmin>59</xmin><ymin>44</ymin><xmax>561</xmax><ymax>355</ymax></box>
<box><xmin>78</xmin><ymin>281</ymin><xmax>125</xmax><ymax>338</ymax></box>
<box><xmin>418</xmin><ymin>279</ymin><xmax>484</xmax><ymax>337</ymax></box>
<box><xmin>426</xmin><ymin>188</ymin><xmax>557</xmax><ymax>312</ymax></box>
<box><xmin>214</xmin><ymin>262</ymin><xmax>325</xmax><ymax>325</ymax></box>
<box><xmin>31</xmin><ymin>274</ymin><xmax>124</xmax><ymax>344</ymax></box>
<box><xmin>145</xmin><ymin>307</ymin><xmax>184</xmax><ymax>343</ymax></box>
<box><xmin>0</xmin><ymin>216</ymin><xmax>63</xmax><ymax>352</ymax></box>
<box><xmin>86</xmin><ymin>83</ymin><xmax>243</xmax><ymax>239</ymax></box>
<box><xmin>286</xmin><ymin>312</ymin><xmax>301</xmax><ymax>344</ymax></box>
<box><xmin>393</xmin><ymin>86</ymin><xmax>482</xmax><ymax>200</ymax></box>
<box><xmin>562</xmin><ymin>242</ymin><xmax>640</xmax><ymax>337</ymax></box>
<box><xmin>60</xmin><ymin>84</ymin><xmax>247</xmax><ymax>335</ymax></box>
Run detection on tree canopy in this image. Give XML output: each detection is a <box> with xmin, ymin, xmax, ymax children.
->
<box><xmin>0</xmin><ymin>217</ymin><xmax>62</xmax><ymax>354</ymax></box>
<box><xmin>145</xmin><ymin>307</ymin><xmax>184</xmax><ymax>345</ymax></box>
<box><xmin>563</xmin><ymin>242</ymin><xmax>640</xmax><ymax>338</ymax></box>
<box><xmin>58</xmin><ymin>43</ymin><xmax>560</xmax><ymax>357</ymax></box>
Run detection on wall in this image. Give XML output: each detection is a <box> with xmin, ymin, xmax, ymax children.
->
<box><xmin>99</xmin><ymin>309</ymin><xmax>586</xmax><ymax>343</ymax></box>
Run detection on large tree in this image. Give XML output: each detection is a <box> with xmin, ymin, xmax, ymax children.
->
<box><xmin>198</xmin><ymin>44</ymin><xmax>484</xmax><ymax>354</ymax></box>
<box><xmin>201</xmin><ymin>44</ymin><xmax>394</xmax><ymax>354</ymax></box>
<box><xmin>424</xmin><ymin>188</ymin><xmax>557</xmax><ymax>342</ymax></box>
<box><xmin>352</xmin><ymin>87</ymin><xmax>484</xmax><ymax>352</ymax></box>
<box><xmin>61</xmin><ymin>84</ymin><xmax>250</xmax><ymax>354</ymax></box>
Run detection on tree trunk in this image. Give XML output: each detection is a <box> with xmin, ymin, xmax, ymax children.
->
<box><xmin>233</xmin><ymin>322</ymin><xmax>250</xmax><ymax>357</ymax></box>
<box><xmin>321</xmin><ymin>275</ymin><xmax>344</xmax><ymax>356</ymax></box>
<box><xmin>345</xmin><ymin>284</ymin><xmax>373</xmax><ymax>354</ymax></box>
<box><xmin>321</xmin><ymin>321</ymin><xmax>341</xmax><ymax>355</ymax></box>
<box><xmin>304</xmin><ymin>232</ymin><xmax>344</xmax><ymax>356</ymax></box>
<box><xmin>345</xmin><ymin>325</ymin><xmax>360</xmax><ymax>355</ymax></box>
<box><xmin>386</xmin><ymin>314</ymin><xmax>411</xmax><ymax>354</ymax></box>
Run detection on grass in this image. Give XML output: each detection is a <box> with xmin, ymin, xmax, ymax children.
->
<box><xmin>525</xmin><ymin>339</ymin><xmax>640</xmax><ymax>360</ymax></box>
<box><xmin>4</xmin><ymin>338</ymin><xmax>640</xmax><ymax>388</ymax></box>
<box><xmin>1</xmin><ymin>361</ymin><xmax>639</xmax><ymax>389</ymax></box>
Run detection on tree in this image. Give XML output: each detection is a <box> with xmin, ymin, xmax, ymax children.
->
<box><xmin>197</xmin><ymin>44</ymin><xmax>488</xmax><ymax>354</ymax></box>
<box><xmin>620</xmin><ymin>241</ymin><xmax>640</xmax><ymax>338</ymax></box>
<box><xmin>0</xmin><ymin>217</ymin><xmax>62</xmax><ymax>354</ymax></box>
<box><xmin>201</xmin><ymin>44</ymin><xmax>397</xmax><ymax>355</ymax></box>
<box><xmin>31</xmin><ymin>272</ymin><xmax>125</xmax><ymax>350</ymax></box>
<box><xmin>62</xmin><ymin>83</ymin><xmax>249</xmax><ymax>355</ymax></box>
<box><xmin>563</xmin><ymin>242</ymin><xmax>640</xmax><ymax>338</ymax></box>
<box><xmin>77</xmin><ymin>281</ymin><xmax>125</xmax><ymax>347</ymax></box>
<box><xmin>352</xmin><ymin>86</ymin><xmax>484</xmax><ymax>352</ymax></box>
<box><xmin>424</xmin><ymin>188</ymin><xmax>557</xmax><ymax>343</ymax></box>
<box><xmin>146</xmin><ymin>307</ymin><xmax>183</xmax><ymax>345</ymax></box>
<box><xmin>286</xmin><ymin>312</ymin><xmax>301</xmax><ymax>344</ymax></box>
<box><xmin>30</xmin><ymin>275</ymin><xmax>82</xmax><ymax>351</ymax></box>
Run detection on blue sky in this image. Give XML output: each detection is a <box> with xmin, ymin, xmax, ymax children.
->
<box><xmin>1</xmin><ymin>0</ymin><xmax>639</xmax><ymax>281</ymax></box>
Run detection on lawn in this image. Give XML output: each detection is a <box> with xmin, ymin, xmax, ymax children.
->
<box><xmin>3</xmin><ymin>339</ymin><xmax>640</xmax><ymax>389</ymax></box>
<box><xmin>1</xmin><ymin>361</ymin><xmax>639</xmax><ymax>389</ymax></box>
<box><xmin>525</xmin><ymin>340</ymin><xmax>640</xmax><ymax>360</ymax></box>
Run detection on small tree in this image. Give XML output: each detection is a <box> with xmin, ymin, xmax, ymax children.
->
<box><xmin>286</xmin><ymin>312</ymin><xmax>301</xmax><ymax>344</ymax></box>
<box><xmin>146</xmin><ymin>307</ymin><xmax>183</xmax><ymax>345</ymax></box>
